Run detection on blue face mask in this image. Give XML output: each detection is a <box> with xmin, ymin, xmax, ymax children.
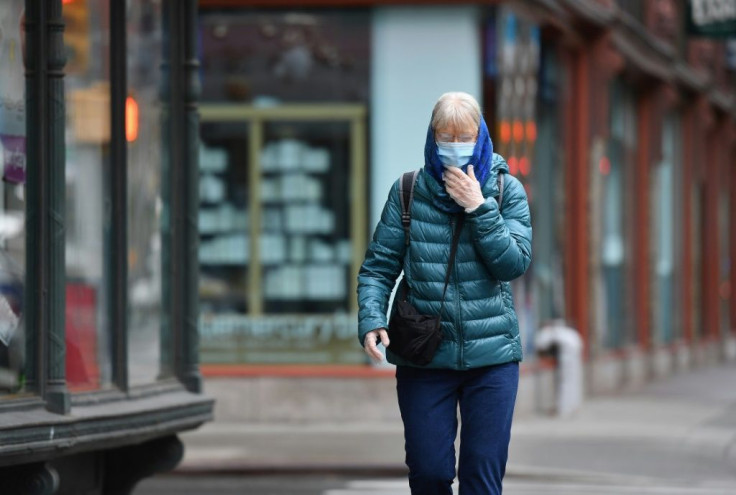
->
<box><xmin>436</xmin><ymin>141</ymin><xmax>475</xmax><ymax>167</ymax></box>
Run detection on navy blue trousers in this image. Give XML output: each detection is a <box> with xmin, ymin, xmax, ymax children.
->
<box><xmin>396</xmin><ymin>361</ymin><xmax>519</xmax><ymax>495</ymax></box>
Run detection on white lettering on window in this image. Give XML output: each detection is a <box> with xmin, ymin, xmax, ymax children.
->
<box><xmin>692</xmin><ymin>0</ymin><xmax>736</xmax><ymax>26</ymax></box>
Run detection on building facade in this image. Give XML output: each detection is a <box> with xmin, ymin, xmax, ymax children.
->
<box><xmin>195</xmin><ymin>0</ymin><xmax>735</xmax><ymax>419</ymax></box>
<box><xmin>0</xmin><ymin>1</ymin><xmax>213</xmax><ymax>493</ymax></box>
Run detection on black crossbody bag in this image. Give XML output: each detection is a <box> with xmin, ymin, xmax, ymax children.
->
<box><xmin>388</xmin><ymin>214</ymin><xmax>464</xmax><ymax>366</ymax></box>
<box><xmin>387</xmin><ymin>170</ymin><xmax>504</xmax><ymax>366</ymax></box>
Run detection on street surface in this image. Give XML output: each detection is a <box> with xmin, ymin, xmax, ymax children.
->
<box><xmin>136</xmin><ymin>473</ymin><xmax>736</xmax><ymax>494</ymax></box>
<box><xmin>135</xmin><ymin>364</ymin><xmax>736</xmax><ymax>494</ymax></box>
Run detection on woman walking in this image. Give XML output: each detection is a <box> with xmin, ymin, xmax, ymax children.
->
<box><xmin>357</xmin><ymin>91</ymin><xmax>532</xmax><ymax>495</ymax></box>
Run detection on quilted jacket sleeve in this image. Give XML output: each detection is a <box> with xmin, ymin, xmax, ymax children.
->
<box><xmin>466</xmin><ymin>173</ymin><xmax>532</xmax><ymax>281</ymax></box>
<box><xmin>357</xmin><ymin>180</ymin><xmax>406</xmax><ymax>346</ymax></box>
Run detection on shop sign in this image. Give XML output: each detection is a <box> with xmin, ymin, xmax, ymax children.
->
<box><xmin>687</xmin><ymin>0</ymin><xmax>736</xmax><ymax>37</ymax></box>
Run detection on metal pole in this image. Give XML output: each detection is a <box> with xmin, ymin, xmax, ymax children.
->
<box><xmin>109</xmin><ymin>0</ymin><xmax>129</xmax><ymax>391</ymax></box>
<box><xmin>166</xmin><ymin>0</ymin><xmax>202</xmax><ymax>392</ymax></box>
<box><xmin>180</xmin><ymin>0</ymin><xmax>202</xmax><ymax>392</ymax></box>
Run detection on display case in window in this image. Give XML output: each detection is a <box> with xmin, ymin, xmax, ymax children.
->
<box><xmin>199</xmin><ymin>104</ymin><xmax>367</xmax><ymax>365</ymax></box>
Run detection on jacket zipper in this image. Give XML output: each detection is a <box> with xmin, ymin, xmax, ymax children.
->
<box><xmin>452</xmin><ymin>215</ymin><xmax>464</xmax><ymax>369</ymax></box>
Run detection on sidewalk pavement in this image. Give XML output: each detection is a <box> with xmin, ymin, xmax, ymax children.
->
<box><xmin>176</xmin><ymin>363</ymin><xmax>736</xmax><ymax>487</ymax></box>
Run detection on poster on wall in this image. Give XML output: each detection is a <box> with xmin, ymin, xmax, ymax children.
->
<box><xmin>0</xmin><ymin>0</ymin><xmax>26</xmax><ymax>184</ymax></box>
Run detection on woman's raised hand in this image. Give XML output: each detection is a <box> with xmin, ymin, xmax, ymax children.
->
<box><xmin>443</xmin><ymin>165</ymin><xmax>484</xmax><ymax>210</ymax></box>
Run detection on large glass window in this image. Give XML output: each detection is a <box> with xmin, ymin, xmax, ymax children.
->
<box><xmin>591</xmin><ymin>80</ymin><xmax>637</xmax><ymax>350</ymax></box>
<box><xmin>199</xmin><ymin>109</ymin><xmax>366</xmax><ymax>365</ymax></box>
<box><xmin>198</xmin><ymin>10</ymin><xmax>369</xmax><ymax>366</ymax></box>
<box><xmin>127</xmin><ymin>0</ymin><xmax>167</xmax><ymax>385</ymax></box>
<box><xmin>651</xmin><ymin>115</ymin><xmax>682</xmax><ymax>345</ymax></box>
<box><xmin>527</xmin><ymin>35</ymin><xmax>566</xmax><ymax>346</ymax></box>
<box><xmin>63</xmin><ymin>0</ymin><xmax>113</xmax><ymax>392</ymax></box>
<box><xmin>486</xmin><ymin>7</ymin><xmax>566</xmax><ymax>357</ymax></box>
<box><xmin>0</xmin><ymin>0</ymin><xmax>26</xmax><ymax>396</ymax></box>
<box><xmin>200</xmin><ymin>11</ymin><xmax>370</xmax><ymax>104</ymax></box>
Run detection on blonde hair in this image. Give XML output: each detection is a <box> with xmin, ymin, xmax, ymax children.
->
<box><xmin>430</xmin><ymin>92</ymin><xmax>481</xmax><ymax>131</ymax></box>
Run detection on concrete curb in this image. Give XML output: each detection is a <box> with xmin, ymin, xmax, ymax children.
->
<box><xmin>175</xmin><ymin>461</ymin><xmax>407</xmax><ymax>476</ymax></box>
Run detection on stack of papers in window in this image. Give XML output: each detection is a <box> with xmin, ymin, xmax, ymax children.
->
<box><xmin>261</xmin><ymin>174</ymin><xmax>322</xmax><ymax>202</ymax></box>
<box><xmin>305</xmin><ymin>265</ymin><xmax>345</xmax><ymax>300</ymax></box>
<box><xmin>199</xmin><ymin>145</ymin><xmax>228</xmax><ymax>173</ymax></box>
<box><xmin>199</xmin><ymin>234</ymin><xmax>248</xmax><ymax>264</ymax></box>
<box><xmin>200</xmin><ymin>174</ymin><xmax>226</xmax><ymax>203</ymax></box>
<box><xmin>284</xmin><ymin>205</ymin><xmax>334</xmax><ymax>234</ymax></box>
<box><xmin>261</xmin><ymin>139</ymin><xmax>330</xmax><ymax>173</ymax></box>
<box><xmin>264</xmin><ymin>264</ymin><xmax>345</xmax><ymax>300</ymax></box>
<box><xmin>199</xmin><ymin>204</ymin><xmax>248</xmax><ymax>234</ymax></box>
<box><xmin>264</xmin><ymin>265</ymin><xmax>303</xmax><ymax>300</ymax></box>
<box><xmin>260</xmin><ymin>235</ymin><xmax>286</xmax><ymax>265</ymax></box>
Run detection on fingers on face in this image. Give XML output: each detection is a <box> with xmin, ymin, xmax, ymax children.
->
<box><xmin>445</xmin><ymin>167</ymin><xmax>463</xmax><ymax>179</ymax></box>
<box><xmin>445</xmin><ymin>173</ymin><xmax>464</xmax><ymax>187</ymax></box>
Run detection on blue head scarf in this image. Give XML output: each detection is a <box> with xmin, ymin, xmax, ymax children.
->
<box><xmin>423</xmin><ymin>115</ymin><xmax>495</xmax><ymax>213</ymax></box>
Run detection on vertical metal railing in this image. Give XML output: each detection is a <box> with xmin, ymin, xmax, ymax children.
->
<box><xmin>109</xmin><ymin>0</ymin><xmax>129</xmax><ymax>392</ymax></box>
<box><xmin>166</xmin><ymin>0</ymin><xmax>202</xmax><ymax>393</ymax></box>
<box><xmin>25</xmin><ymin>0</ymin><xmax>70</xmax><ymax>414</ymax></box>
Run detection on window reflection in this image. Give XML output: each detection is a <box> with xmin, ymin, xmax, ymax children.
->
<box><xmin>488</xmin><ymin>8</ymin><xmax>562</xmax><ymax>358</ymax></box>
<box><xmin>0</xmin><ymin>185</ymin><xmax>24</xmax><ymax>395</ymax></box>
<box><xmin>0</xmin><ymin>0</ymin><xmax>27</xmax><ymax>395</ymax></box>
<box><xmin>198</xmin><ymin>9</ymin><xmax>370</xmax><ymax>366</ymax></box>
<box><xmin>127</xmin><ymin>0</ymin><xmax>166</xmax><ymax>385</ymax></box>
<box><xmin>63</xmin><ymin>0</ymin><xmax>112</xmax><ymax>392</ymax></box>
<box><xmin>201</xmin><ymin>10</ymin><xmax>370</xmax><ymax>104</ymax></box>
<box><xmin>592</xmin><ymin>80</ymin><xmax>636</xmax><ymax>350</ymax></box>
<box><xmin>651</xmin><ymin>115</ymin><xmax>681</xmax><ymax>345</ymax></box>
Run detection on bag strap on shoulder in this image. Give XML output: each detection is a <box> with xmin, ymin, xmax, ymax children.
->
<box><xmin>438</xmin><ymin>214</ymin><xmax>464</xmax><ymax>312</ymax></box>
<box><xmin>399</xmin><ymin>169</ymin><xmax>420</xmax><ymax>246</ymax></box>
<box><xmin>497</xmin><ymin>172</ymin><xmax>505</xmax><ymax>212</ymax></box>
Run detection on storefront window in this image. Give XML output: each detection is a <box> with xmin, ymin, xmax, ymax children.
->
<box><xmin>127</xmin><ymin>0</ymin><xmax>167</xmax><ymax>385</ymax></box>
<box><xmin>198</xmin><ymin>122</ymin><xmax>250</xmax><ymax>316</ymax></box>
<box><xmin>651</xmin><ymin>115</ymin><xmax>682</xmax><ymax>345</ymax></box>
<box><xmin>591</xmin><ymin>80</ymin><xmax>636</xmax><ymax>350</ymax></box>
<box><xmin>529</xmin><ymin>36</ymin><xmax>566</xmax><ymax>345</ymax></box>
<box><xmin>199</xmin><ymin>109</ymin><xmax>366</xmax><ymax>365</ymax></box>
<box><xmin>0</xmin><ymin>0</ymin><xmax>26</xmax><ymax>396</ymax></box>
<box><xmin>200</xmin><ymin>10</ymin><xmax>370</xmax><ymax>104</ymax></box>
<box><xmin>691</xmin><ymin>179</ymin><xmax>705</xmax><ymax>340</ymax></box>
<box><xmin>487</xmin><ymin>7</ymin><xmax>557</xmax><ymax>357</ymax></box>
<box><xmin>718</xmin><ymin>155</ymin><xmax>730</xmax><ymax>338</ymax></box>
<box><xmin>63</xmin><ymin>0</ymin><xmax>113</xmax><ymax>392</ymax></box>
<box><xmin>198</xmin><ymin>10</ymin><xmax>369</xmax><ymax>366</ymax></box>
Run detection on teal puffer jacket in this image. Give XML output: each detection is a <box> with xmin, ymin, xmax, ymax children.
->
<box><xmin>357</xmin><ymin>154</ymin><xmax>532</xmax><ymax>369</ymax></box>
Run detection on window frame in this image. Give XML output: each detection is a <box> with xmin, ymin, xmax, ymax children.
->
<box><xmin>1</xmin><ymin>0</ymin><xmax>202</xmax><ymax>411</ymax></box>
